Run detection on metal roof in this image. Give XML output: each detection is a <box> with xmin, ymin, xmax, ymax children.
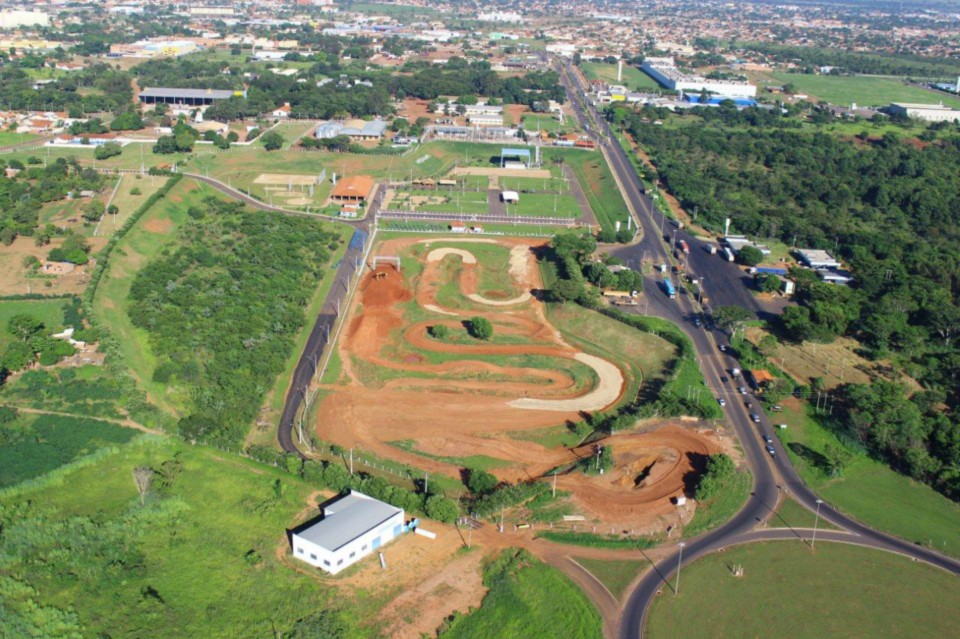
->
<box><xmin>138</xmin><ymin>88</ymin><xmax>236</xmax><ymax>100</ymax></box>
<box><xmin>296</xmin><ymin>491</ymin><xmax>402</xmax><ymax>552</ymax></box>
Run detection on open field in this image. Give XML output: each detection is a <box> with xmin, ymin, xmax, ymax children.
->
<box><xmin>0</xmin><ymin>297</ymin><xmax>68</xmax><ymax>351</ymax></box>
<box><xmin>646</xmin><ymin>541</ymin><xmax>960</xmax><ymax>639</ymax></box>
<box><xmin>0</xmin><ymin>436</ymin><xmax>362</xmax><ymax>639</ymax></box>
<box><xmin>104</xmin><ymin>174</ymin><xmax>169</xmax><ymax>228</ymax></box>
<box><xmin>91</xmin><ymin>177</ymin><xmax>204</xmax><ymax>417</ymax></box>
<box><xmin>769</xmin><ymin>72</ymin><xmax>960</xmax><ymax>108</ymax></box>
<box><xmin>774</xmin><ymin>398</ymin><xmax>960</xmax><ymax>557</ymax></box>
<box><xmin>439</xmin><ymin>550</ymin><xmax>602</xmax><ymax>639</ymax></box>
<box><xmin>772</xmin><ymin>497</ymin><xmax>839</xmax><ymax>531</ymax></box>
<box><xmin>0</xmin><ymin>131</ymin><xmax>40</xmax><ymax>146</ymax></box>
<box><xmin>581</xmin><ymin>61</ymin><xmax>660</xmax><ymax>91</ymax></box>
<box><xmin>313</xmin><ymin>236</ymin><xmax>727</xmax><ymax>531</ymax></box>
<box><xmin>0</xmin><ymin>411</ymin><xmax>137</xmax><ymax>488</ymax></box>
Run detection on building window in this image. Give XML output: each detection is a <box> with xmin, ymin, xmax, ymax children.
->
<box><xmin>349</xmin><ymin>551</ymin><xmax>356</xmax><ymax>558</ymax></box>
<box><xmin>323</xmin><ymin>560</ymin><xmax>330</xmax><ymax>566</ymax></box>
<box><xmin>309</xmin><ymin>554</ymin><xmax>317</xmax><ymax>560</ymax></box>
<box><xmin>361</xmin><ymin>545</ymin><xmax>367</xmax><ymax>551</ymax></box>
<box><xmin>297</xmin><ymin>548</ymin><xmax>304</xmax><ymax>555</ymax></box>
<box><xmin>337</xmin><ymin>559</ymin><xmax>343</xmax><ymax>566</ymax></box>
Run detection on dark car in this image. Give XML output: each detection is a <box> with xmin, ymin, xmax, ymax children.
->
<box><xmin>720</xmin><ymin>376</ymin><xmax>729</xmax><ymax>383</ymax></box>
<box><xmin>766</xmin><ymin>445</ymin><xmax>776</xmax><ymax>456</ymax></box>
<box><xmin>718</xmin><ymin>344</ymin><xmax>727</xmax><ymax>352</ymax></box>
<box><xmin>751</xmin><ymin>413</ymin><xmax>761</xmax><ymax>423</ymax></box>
<box><xmin>763</xmin><ymin>435</ymin><xmax>773</xmax><ymax>444</ymax></box>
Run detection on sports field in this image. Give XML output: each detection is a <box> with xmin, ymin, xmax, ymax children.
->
<box><xmin>646</xmin><ymin>541</ymin><xmax>960</xmax><ymax>638</ymax></box>
<box><xmin>581</xmin><ymin>62</ymin><xmax>660</xmax><ymax>91</ymax></box>
<box><xmin>769</xmin><ymin>72</ymin><xmax>960</xmax><ymax>108</ymax></box>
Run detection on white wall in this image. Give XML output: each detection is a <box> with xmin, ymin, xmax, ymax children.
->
<box><xmin>292</xmin><ymin>509</ymin><xmax>405</xmax><ymax>575</ymax></box>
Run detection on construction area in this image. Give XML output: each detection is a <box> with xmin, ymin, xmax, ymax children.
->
<box><xmin>313</xmin><ymin>237</ymin><xmax>729</xmax><ymax>532</ymax></box>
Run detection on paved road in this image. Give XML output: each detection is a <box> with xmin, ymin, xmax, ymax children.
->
<box><xmin>551</xmin><ymin>58</ymin><xmax>960</xmax><ymax>638</ymax></box>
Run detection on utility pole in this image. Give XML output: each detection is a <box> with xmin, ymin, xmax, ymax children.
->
<box><xmin>552</xmin><ymin>471</ymin><xmax>557</xmax><ymax>497</ymax></box>
<box><xmin>675</xmin><ymin>541</ymin><xmax>686</xmax><ymax>595</ymax></box>
<box><xmin>424</xmin><ymin>472</ymin><xmax>429</xmax><ymax>495</ymax></box>
<box><xmin>349</xmin><ymin>448</ymin><xmax>354</xmax><ymax>474</ymax></box>
<box><xmin>811</xmin><ymin>499</ymin><xmax>824</xmax><ymax>549</ymax></box>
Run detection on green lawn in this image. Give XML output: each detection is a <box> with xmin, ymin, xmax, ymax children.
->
<box><xmin>521</xmin><ymin>113</ymin><xmax>563</xmax><ymax>133</ymax></box>
<box><xmin>391</xmin><ymin>188</ymin><xmax>490</xmax><ymax>215</ymax></box>
<box><xmin>3</xmin><ymin>144</ymin><xmax>187</xmax><ymax>171</ymax></box>
<box><xmin>544</xmin><ymin>148</ymin><xmax>630</xmax><ymax>232</ymax></box>
<box><xmin>774</xmin><ymin>401</ymin><xmax>960</xmax><ymax>557</ymax></box>
<box><xmin>498</xmin><ymin>175</ymin><xmax>569</xmax><ymax>192</ymax></box>
<box><xmin>0</xmin><ymin>437</ymin><xmax>361</xmax><ymax>638</ymax></box>
<box><xmin>646</xmin><ymin>541</ymin><xmax>960</xmax><ymax>639</ymax></box>
<box><xmin>507</xmin><ymin>193</ymin><xmax>583</xmax><ymax>219</ymax></box>
<box><xmin>439</xmin><ymin>549</ymin><xmax>603</xmax><ymax>639</ymax></box>
<box><xmin>0</xmin><ymin>130</ymin><xmax>39</xmax><ymax>146</ymax></box>
<box><xmin>772</xmin><ymin>497</ymin><xmax>839</xmax><ymax>531</ymax></box>
<box><xmin>770</xmin><ymin>72</ymin><xmax>960</xmax><ymax>108</ymax></box>
<box><xmin>0</xmin><ymin>298</ymin><xmax>69</xmax><ymax>351</ymax></box>
<box><xmin>0</xmin><ymin>411</ymin><xmax>137</xmax><ymax>488</ymax></box>
<box><xmin>581</xmin><ymin>62</ymin><xmax>660</xmax><ymax>91</ymax></box>
<box><xmin>575</xmin><ymin>557</ymin><xmax>646</xmax><ymax>599</ymax></box>
<box><xmin>91</xmin><ymin>177</ymin><xmax>206</xmax><ymax>417</ymax></box>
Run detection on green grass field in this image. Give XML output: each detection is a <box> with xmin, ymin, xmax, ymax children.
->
<box><xmin>646</xmin><ymin>541</ymin><xmax>960</xmax><ymax>639</ymax></box>
<box><xmin>581</xmin><ymin>62</ymin><xmax>660</xmax><ymax>91</ymax></box>
<box><xmin>507</xmin><ymin>192</ymin><xmax>583</xmax><ymax>218</ymax></box>
<box><xmin>543</xmin><ymin>148</ymin><xmax>630</xmax><ymax>232</ymax></box>
<box><xmin>498</xmin><ymin>175</ymin><xmax>569</xmax><ymax>192</ymax></box>
<box><xmin>0</xmin><ymin>437</ymin><xmax>362</xmax><ymax>639</ymax></box>
<box><xmin>0</xmin><ymin>298</ymin><xmax>68</xmax><ymax>351</ymax></box>
<box><xmin>91</xmin><ymin>177</ymin><xmax>206</xmax><ymax>417</ymax></box>
<box><xmin>439</xmin><ymin>549</ymin><xmax>603</xmax><ymax>639</ymax></box>
<box><xmin>770</xmin><ymin>72</ymin><xmax>960</xmax><ymax>108</ymax></box>
<box><xmin>774</xmin><ymin>401</ymin><xmax>960</xmax><ymax>557</ymax></box>
<box><xmin>575</xmin><ymin>557</ymin><xmax>646</xmax><ymax>599</ymax></box>
<box><xmin>0</xmin><ymin>411</ymin><xmax>137</xmax><ymax>487</ymax></box>
<box><xmin>772</xmin><ymin>497</ymin><xmax>839</xmax><ymax>531</ymax></box>
<box><xmin>0</xmin><ymin>366</ymin><xmax>126</xmax><ymax>421</ymax></box>
<box><xmin>391</xmin><ymin>188</ymin><xmax>490</xmax><ymax>214</ymax></box>
<box><xmin>0</xmin><ymin>130</ymin><xmax>39</xmax><ymax>146</ymax></box>
<box><xmin>684</xmin><ymin>469</ymin><xmax>753</xmax><ymax>537</ymax></box>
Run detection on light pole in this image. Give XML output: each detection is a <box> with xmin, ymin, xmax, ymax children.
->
<box><xmin>675</xmin><ymin>541</ymin><xmax>686</xmax><ymax>595</ymax></box>
<box><xmin>811</xmin><ymin>499</ymin><xmax>824</xmax><ymax>549</ymax></box>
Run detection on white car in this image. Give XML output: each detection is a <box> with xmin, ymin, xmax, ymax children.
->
<box><xmin>718</xmin><ymin>398</ymin><xmax>726</xmax><ymax>407</ymax></box>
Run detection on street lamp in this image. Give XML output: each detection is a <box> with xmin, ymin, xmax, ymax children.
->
<box><xmin>811</xmin><ymin>499</ymin><xmax>824</xmax><ymax>550</ymax></box>
<box><xmin>675</xmin><ymin>541</ymin><xmax>686</xmax><ymax>595</ymax></box>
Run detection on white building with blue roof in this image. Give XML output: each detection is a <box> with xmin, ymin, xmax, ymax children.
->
<box><xmin>292</xmin><ymin>491</ymin><xmax>405</xmax><ymax>575</ymax></box>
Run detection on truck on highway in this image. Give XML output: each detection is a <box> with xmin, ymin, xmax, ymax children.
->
<box><xmin>677</xmin><ymin>239</ymin><xmax>690</xmax><ymax>254</ymax></box>
<box><xmin>749</xmin><ymin>266</ymin><xmax>789</xmax><ymax>276</ymax></box>
<box><xmin>722</xmin><ymin>247</ymin><xmax>736</xmax><ymax>262</ymax></box>
<box><xmin>663</xmin><ymin>278</ymin><xmax>677</xmax><ymax>299</ymax></box>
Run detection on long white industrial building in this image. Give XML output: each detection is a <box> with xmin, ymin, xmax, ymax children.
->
<box><xmin>641</xmin><ymin>57</ymin><xmax>757</xmax><ymax>98</ymax></box>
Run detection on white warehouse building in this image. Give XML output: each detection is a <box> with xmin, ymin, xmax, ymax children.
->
<box><xmin>291</xmin><ymin>491</ymin><xmax>405</xmax><ymax>575</ymax></box>
<box><xmin>888</xmin><ymin>102</ymin><xmax>960</xmax><ymax>123</ymax></box>
<box><xmin>641</xmin><ymin>57</ymin><xmax>757</xmax><ymax>98</ymax></box>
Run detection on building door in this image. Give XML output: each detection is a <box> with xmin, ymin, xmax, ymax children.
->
<box><xmin>372</xmin><ymin>536</ymin><xmax>381</xmax><ymax>550</ymax></box>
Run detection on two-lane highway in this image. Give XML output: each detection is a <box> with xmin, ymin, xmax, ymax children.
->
<box><xmin>551</xmin><ymin>57</ymin><xmax>960</xmax><ymax>638</ymax></box>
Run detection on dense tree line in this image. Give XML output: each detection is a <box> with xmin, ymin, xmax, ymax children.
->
<box><xmin>126</xmin><ymin>198</ymin><xmax>342</xmax><ymax>449</ymax></box>
<box><xmin>622</xmin><ymin>107</ymin><xmax>960</xmax><ymax>499</ymax></box>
